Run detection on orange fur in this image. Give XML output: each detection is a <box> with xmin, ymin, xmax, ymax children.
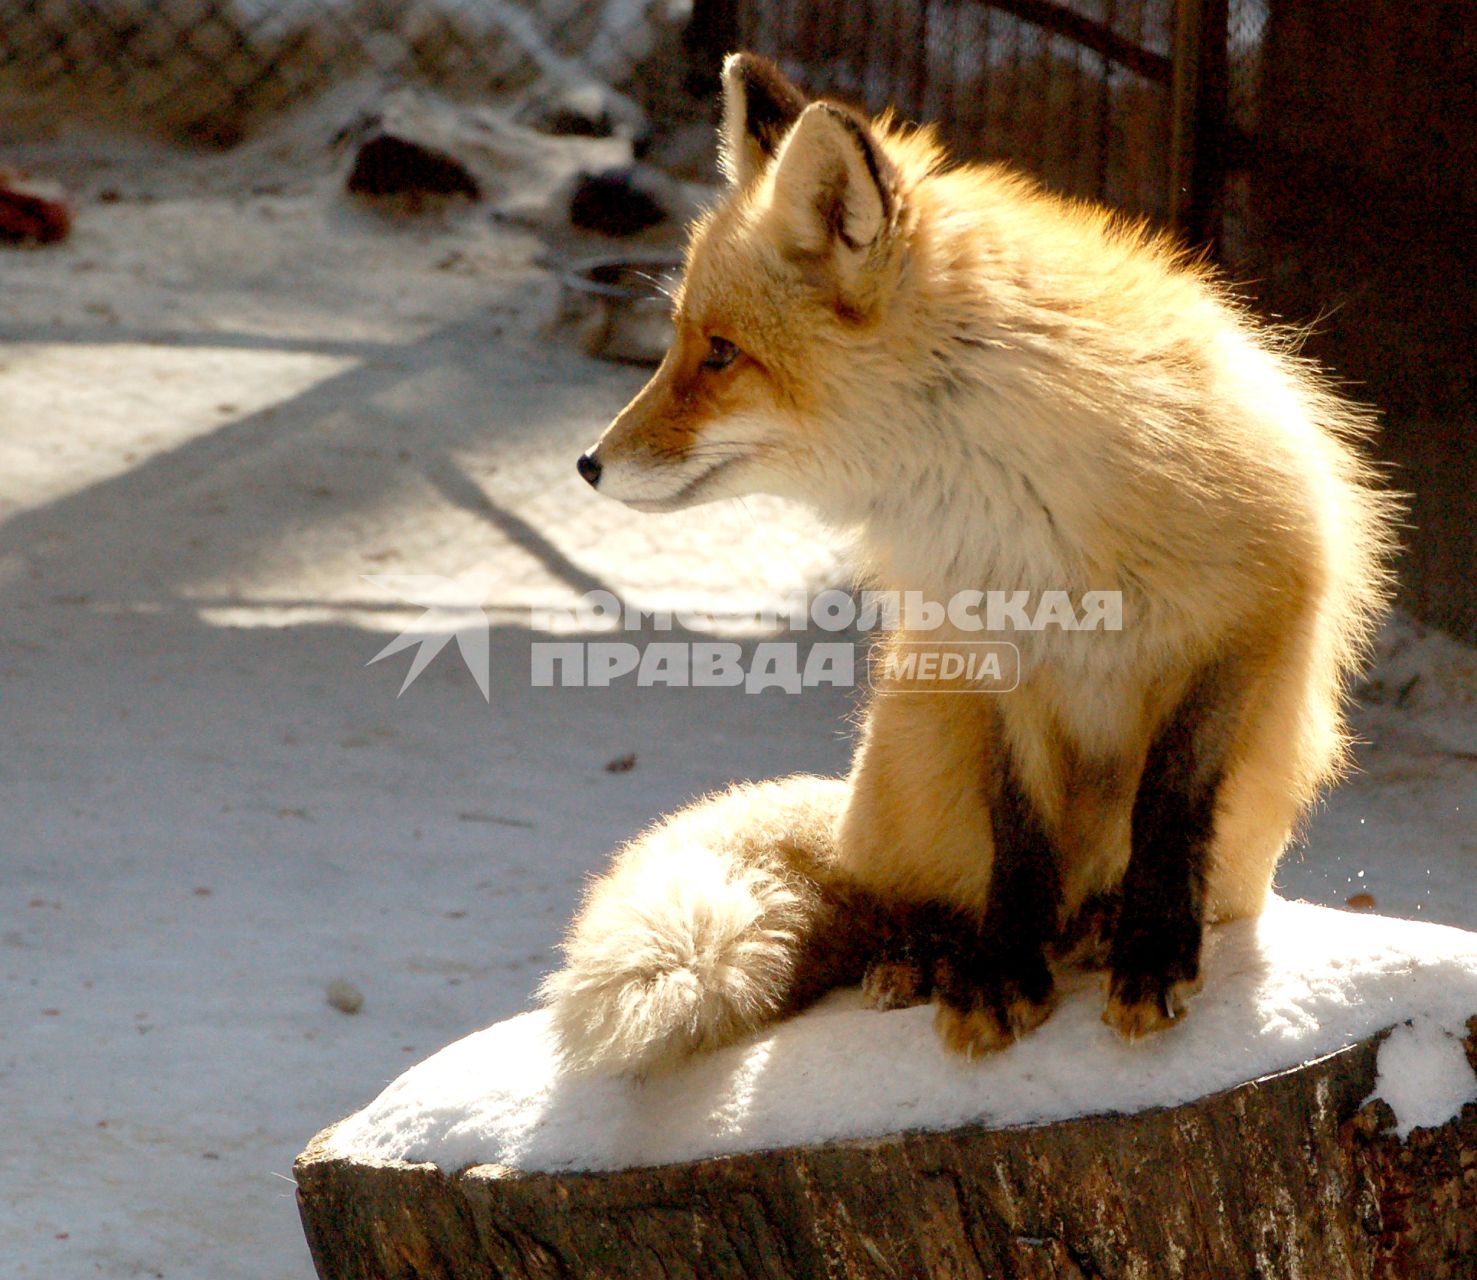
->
<box><xmin>548</xmin><ymin>54</ymin><xmax>1399</xmax><ymax>1072</ymax></box>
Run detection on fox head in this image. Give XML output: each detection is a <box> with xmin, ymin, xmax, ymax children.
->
<box><xmin>577</xmin><ymin>54</ymin><xmax>918</xmax><ymax>519</ymax></box>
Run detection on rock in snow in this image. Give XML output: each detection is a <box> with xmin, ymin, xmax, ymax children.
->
<box><xmin>346</xmin><ymin>133</ymin><xmax>482</xmax><ymax>204</ymax></box>
<box><xmin>324</xmin><ymin>897</ymin><xmax>1477</xmax><ymax>1175</ymax></box>
<box><xmin>0</xmin><ymin>171</ymin><xmax>72</xmax><ymax>245</ymax></box>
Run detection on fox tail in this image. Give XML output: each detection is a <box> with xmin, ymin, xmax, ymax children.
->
<box><xmin>539</xmin><ymin>775</ymin><xmax>867</xmax><ymax>1076</ymax></box>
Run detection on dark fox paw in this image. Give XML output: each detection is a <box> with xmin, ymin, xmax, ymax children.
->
<box><xmin>861</xmin><ymin>957</ymin><xmax>931</xmax><ymax>1011</ymax></box>
<box><xmin>935</xmin><ymin>992</ymin><xmax>1056</xmax><ymax>1057</ymax></box>
<box><xmin>1102</xmin><ymin>968</ymin><xmax>1203</xmax><ymax>1041</ymax></box>
<box><xmin>933</xmin><ymin>962</ymin><xmax>1057</xmax><ymax>1057</ymax></box>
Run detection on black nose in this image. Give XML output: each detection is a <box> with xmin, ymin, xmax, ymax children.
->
<box><xmin>576</xmin><ymin>452</ymin><xmax>602</xmax><ymax>487</ymax></box>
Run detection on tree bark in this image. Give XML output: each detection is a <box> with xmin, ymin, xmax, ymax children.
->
<box><xmin>295</xmin><ymin>1016</ymin><xmax>1477</xmax><ymax>1280</ymax></box>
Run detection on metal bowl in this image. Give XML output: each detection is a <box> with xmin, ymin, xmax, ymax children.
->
<box><xmin>555</xmin><ymin>256</ymin><xmax>678</xmax><ymax>366</ymax></box>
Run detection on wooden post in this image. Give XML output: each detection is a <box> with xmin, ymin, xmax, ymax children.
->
<box><xmin>1170</xmin><ymin>0</ymin><xmax>1229</xmax><ymax>253</ymax></box>
<box><xmin>682</xmin><ymin>0</ymin><xmax>743</xmax><ymax>95</ymax></box>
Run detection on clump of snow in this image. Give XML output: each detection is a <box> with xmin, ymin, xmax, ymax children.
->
<box><xmin>326</xmin><ymin>898</ymin><xmax>1477</xmax><ymax>1173</ymax></box>
<box><xmin>1370</xmin><ymin>1014</ymin><xmax>1477</xmax><ymax>1138</ymax></box>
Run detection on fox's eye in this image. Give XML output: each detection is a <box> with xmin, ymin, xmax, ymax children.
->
<box><xmin>702</xmin><ymin>336</ymin><xmax>740</xmax><ymax>372</ymax></box>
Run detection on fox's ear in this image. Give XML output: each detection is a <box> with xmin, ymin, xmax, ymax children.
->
<box><xmin>719</xmin><ymin>52</ymin><xmax>809</xmax><ymax>187</ymax></box>
<box><xmin>763</xmin><ymin>103</ymin><xmax>903</xmax><ymax>309</ymax></box>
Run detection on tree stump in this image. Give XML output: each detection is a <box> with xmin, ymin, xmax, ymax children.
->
<box><xmin>297</xmin><ymin>903</ymin><xmax>1477</xmax><ymax>1278</ymax></box>
<box><xmin>296</xmin><ymin>1014</ymin><xmax>1477</xmax><ymax>1280</ymax></box>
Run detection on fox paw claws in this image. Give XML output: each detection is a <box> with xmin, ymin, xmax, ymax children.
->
<box><xmin>1102</xmin><ymin>971</ymin><xmax>1203</xmax><ymax>1041</ymax></box>
<box><xmin>935</xmin><ymin>987</ymin><xmax>1056</xmax><ymax>1058</ymax></box>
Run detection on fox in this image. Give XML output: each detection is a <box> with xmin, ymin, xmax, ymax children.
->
<box><xmin>542</xmin><ymin>53</ymin><xmax>1398</xmax><ymax>1074</ymax></box>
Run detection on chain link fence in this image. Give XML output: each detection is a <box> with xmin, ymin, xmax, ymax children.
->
<box><xmin>0</xmin><ymin>0</ymin><xmax>688</xmax><ymax>144</ymax></box>
<box><xmin>732</xmin><ymin>0</ymin><xmax>1178</xmax><ymax>219</ymax></box>
<box><xmin>1</xmin><ymin>0</ymin><xmax>1268</xmax><ymax>226</ymax></box>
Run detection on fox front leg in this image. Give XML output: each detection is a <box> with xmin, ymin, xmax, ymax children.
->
<box><xmin>933</xmin><ymin>754</ymin><xmax>1062</xmax><ymax>1056</ymax></box>
<box><xmin>1103</xmin><ymin>664</ymin><xmax>1237</xmax><ymax>1039</ymax></box>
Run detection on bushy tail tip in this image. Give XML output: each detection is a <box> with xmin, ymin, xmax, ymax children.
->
<box><xmin>540</xmin><ymin>848</ymin><xmax>814</xmax><ymax>1077</ymax></box>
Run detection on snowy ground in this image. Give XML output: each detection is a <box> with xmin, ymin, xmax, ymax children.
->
<box><xmin>2</xmin><ymin>117</ymin><xmax>1474</xmax><ymax>1279</ymax></box>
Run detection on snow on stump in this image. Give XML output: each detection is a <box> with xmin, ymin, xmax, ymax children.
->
<box><xmin>295</xmin><ymin>901</ymin><xmax>1477</xmax><ymax>1279</ymax></box>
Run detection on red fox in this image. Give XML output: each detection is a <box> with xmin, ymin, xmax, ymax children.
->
<box><xmin>544</xmin><ymin>54</ymin><xmax>1398</xmax><ymax>1073</ymax></box>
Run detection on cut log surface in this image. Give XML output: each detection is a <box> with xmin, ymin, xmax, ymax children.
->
<box><xmin>296</xmin><ymin>903</ymin><xmax>1477</xmax><ymax>1279</ymax></box>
